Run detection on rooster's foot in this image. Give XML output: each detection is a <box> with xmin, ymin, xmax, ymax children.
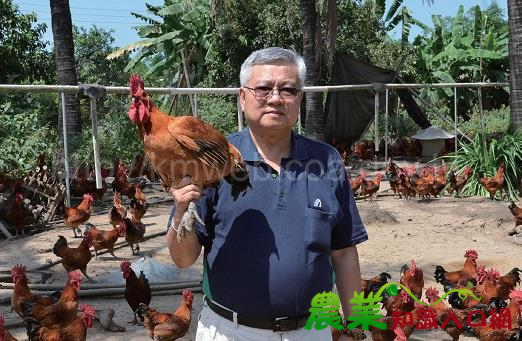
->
<box><xmin>176</xmin><ymin>201</ymin><xmax>204</xmax><ymax>242</ymax></box>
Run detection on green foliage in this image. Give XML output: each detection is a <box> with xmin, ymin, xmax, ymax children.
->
<box><xmin>197</xmin><ymin>95</ymin><xmax>239</xmax><ymax>136</ymax></box>
<box><xmin>0</xmin><ymin>93</ymin><xmax>58</xmax><ymax>175</ymax></box>
<box><xmin>0</xmin><ymin>0</ymin><xmax>54</xmax><ymax>83</ymax></box>
<box><xmin>442</xmin><ymin>131</ymin><xmax>522</xmax><ymax>200</ymax></box>
<box><xmin>413</xmin><ymin>3</ymin><xmax>509</xmax><ymax>112</ymax></box>
<box><xmin>367</xmin><ymin>39</ymin><xmax>420</xmax><ymax>81</ymax></box>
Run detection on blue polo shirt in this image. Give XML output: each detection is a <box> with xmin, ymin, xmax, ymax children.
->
<box><xmin>168</xmin><ymin>128</ymin><xmax>367</xmax><ymax>319</ymax></box>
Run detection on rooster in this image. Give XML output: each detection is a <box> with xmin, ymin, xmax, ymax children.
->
<box><xmin>509</xmin><ymin>202</ymin><xmax>522</xmax><ymax>227</ymax></box>
<box><xmin>350</xmin><ymin>170</ymin><xmax>366</xmax><ymax>196</ymax></box>
<box><xmin>0</xmin><ymin>314</ymin><xmax>18</xmax><ymax>341</ymax></box>
<box><xmin>359</xmin><ymin>173</ymin><xmax>382</xmax><ymax>200</ymax></box>
<box><xmin>130</xmin><ymin>186</ymin><xmax>148</xmax><ymax>220</ymax></box>
<box><xmin>124</xmin><ymin>212</ymin><xmax>146</xmax><ymax>255</ymax></box>
<box><xmin>108</xmin><ymin>191</ymin><xmax>126</xmax><ymax>228</ymax></box>
<box><xmin>10</xmin><ymin>265</ymin><xmax>61</xmax><ymax>318</ymax></box>
<box><xmin>128</xmin><ymin>74</ymin><xmax>250</xmax><ymax>241</ymax></box>
<box><xmin>121</xmin><ymin>260</ymin><xmax>152</xmax><ymax>324</ymax></box>
<box><xmin>22</xmin><ymin>271</ymin><xmax>83</xmax><ymax>329</ymax></box>
<box><xmin>447</xmin><ymin>167</ymin><xmax>473</xmax><ymax>197</ymax></box>
<box><xmin>52</xmin><ymin>234</ymin><xmax>93</xmax><ymax>279</ymax></box>
<box><xmin>85</xmin><ymin>221</ymin><xmax>126</xmax><ymax>259</ymax></box>
<box><xmin>361</xmin><ymin>272</ymin><xmax>391</xmax><ymax>297</ymax></box>
<box><xmin>479</xmin><ymin>162</ymin><xmax>506</xmax><ymax>200</ymax></box>
<box><xmin>137</xmin><ymin>289</ymin><xmax>193</xmax><ymax>340</ymax></box>
<box><xmin>63</xmin><ymin>193</ymin><xmax>94</xmax><ymax>238</ymax></box>
<box><xmin>26</xmin><ymin>304</ymin><xmax>95</xmax><ymax>341</ymax></box>
<box><xmin>112</xmin><ymin>162</ymin><xmax>147</xmax><ymax>200</ymax></box>
<box><xmin>4</xmin><ymin>192</ymin><xmax>26</xmax><ymax>237</ymax></box>
<box><xmin>435</xmin><ymin>248</ymin><xmax>479</xmax><ymax>287</ymax></box>
<box><xmin>399</xmin><ymin>260</ymin><xmax>424</xmax><ymax>300</ymax></box>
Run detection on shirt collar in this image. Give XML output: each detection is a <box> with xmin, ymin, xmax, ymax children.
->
<box><xmin>237</xmin><ymin>128</ymin><xmax>309</xmax><ymax>162</ymax></box>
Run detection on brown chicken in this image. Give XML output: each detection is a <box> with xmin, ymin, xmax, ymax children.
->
<box><xmin>10</xmin><ymin>265</ymin><xmax>61</xmax><ymax>318</ymax></box>
<box><xmin>70</xmin><ymin>173</ymin><xmax>107</xmax><ymax>200</ymax></box>
<box><xmin>124</xmin><ymin>213</ymin><xmax>146</xmax><ymax>255</ymax></box>
<box><xmin>0</xmin><ymin>314</ymin><xmax>18</xmax><ymax>341</ymax></box>
<box><xmin>359</xmin><ymin>173</ymin><xmax>382</xmax><ymax>200</ymax></box>
<box><xmin>382</xmin><ymin>289</ymin><xmax>415</xmax><ymax>316</ymax></box>
<box><xmin>466</xmin><ymin>289</ymin><xmax>522</xmax><ymax>340</ymax></box>
<box><xmin>130</xmin><ymin>186</ymin><xmax>148</xmax><ymax>220</ymax></box>
<box><xmin>361</xmin><ymin>272</ymin><xmax>391</xmax><ymax>297</ymax></box>
<box><xmin>86</xmin><ymin>221</ymin><xmax>126</xmax><ymax>259</ymax></box>
<box><xmin>108</xmin><ymin>191</ymin><xmax>127</xmax><ymax>228</ymax></box>
<box><xmin>129</xmin><ymin>153</ymin><xmax>157</xmax><ymax>181</ymax></box>
<box><xmin>137</xmin><ymin>289</ymin><xmax>193</xmax><ymax>340</ymax></box>
<box><xmin>121</xmin><ymin>260</ymin><xmax>152</xmax><ymax>324</ymax></box>
<box><xmin>430</xmin><ymin>166</ymin><xmax>447</xmax><ymax>197</ymax></box>
<box><xmin>410</xmin><ymin>167</ymin><xmax>435</xmax><ymax>202</ymax></box>
<box><xmin>424</xmin><ymin>287</ymin><xmax>469</xmax><ymax>341</ymax></box>
<box><xmin>52</xmin><ymin>234</ymin><xmax>93</xmax><ymax>279</ymax></box>
<box><xmin>350</xmin><ymin>171</ymin><xmax>367</xmax><ymax>195</ymax></box>
<box><xmin>400</xmin><ymin>260</ymin><xmax>424</xmax><ymax>300</ymax></box>
<box><xmin>509</xmin><ymin>202</ymin><xmax>522</xmax><ymax>227</ymax></box>
<box><xmin>26</xmin><ymin>304</ymin><xmax>95</xmax><ymax>341</ymax></box>
<box><xmin>63</xmin><ymin>193</ymin><xmax>94</xmax><ymax>238</ymax></box>
<box><xmin>479</xmin><ymin>163</ymin><xmax>506</xmax><ymax>200</ymax></box>
<box><xmin>447</xmin><ymin>167</ymin><xmax>473</xmax><ymax>197</ymax></box>
<box><xmin>112</xmin><ymin>162</ymin><xmax>146</xmax><ymax>200</ymax></box>
<box><xmin>21</xmin><ymin>271</ymin><xmax>83</xmax><ymax>329</ymax></box>
<box><xmin>128</xmin><ymin>74</ymin><xmax>250</xmax><ymax>241</ymax></box>
<box><xmin>5</xmin><ymin>192</ymin><xmax>26</xmax><ymax>237</ymax></box>
<box><xmin>447</xmin><ymin>267</ymin><xmax>502</xmax><ymax>309</ymax></box>
<box><xmin>369</xmin><ymin>317</ymin><xmax>411</xmax><ymax>341</ymax></box>
<box><xmin>435</xmin><ymin>248</ymin><xmax>479</xmax><ymax>287</ymax></box>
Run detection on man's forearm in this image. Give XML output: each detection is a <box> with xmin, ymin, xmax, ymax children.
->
<box><xmin>166</xmin><ymin>211</ymin><xmax>202</xmax><ymax>268</ymax></box>
<box><xmin>331</xmin><ymin>246</ymin><xmax>362</xmax><ymax>319</ymax></box>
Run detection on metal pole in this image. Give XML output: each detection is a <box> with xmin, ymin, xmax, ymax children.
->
<box><xmin>193</xmin><ymin>93</ymin><xmax>198</xmax><ymax>117</ymax></box>
<box><xmin>385</xmin><ymin>89</ymin><xmax>389</xmax><ymax>162</ymax></box>
<box><xmin>374</xmin><ymin>91</ymin><xmax>380</xmax><ymax>152</ymax></box>
<box><xmin>89</xmin><ymin>98</ymin><xmax>102</xmax><ymax>189</ymax></box>
<box><xmin>237</xmin><ymin>96</ymin><xmax>244</xmax><ymax>131</ymax></box>
<box><xmin>454</xmin><ymin>87</ymin><xmax>458</xmax><ymax>153</ymax></box>
<box><xmin>61</xmin><ymin>92</ymin><xmax>70</xmax><ymax>206</ymax></box>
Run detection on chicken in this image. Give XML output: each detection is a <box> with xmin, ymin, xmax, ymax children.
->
<box><xmin>85</xmin><ymin>221</ymin><xmax>126</xmax><ymax>259</ymax></box>
<box><xmin>435</xmin><ymin>248</ymin><xmax>479</xmax><ymax>287</ymax></box>
<box><xmin>4</xmin><ymin>192</ymin><xmax>26</xmax><ymax>237</ymax></box>
<box><xmin>124</xmin><ymin>213</ymin><xmax>146</xmax><ymax>255</ymax></box>
<box><xmin>424</xmin><ymin>287</ymin><xmax>468</xmax><ymax>341</ymax></box>
<box><xmin>70</xmin><ymin>173</ymin><xmax>107</xmax><ymax>200</ymax></box>
<box><xmin>479</xmin><ymin>162</ymin><xmax>506</xmax><ymax>200</ymax></box>
<box><xmin>400</xmin><ymin>260</ymin><xmax>424</xmax><ymax>300</ymax></box>
<box><xmin>108</xmin><ymin>191</ymin><xmax>127</xmax><ymax>228</ymax></box>
<box><xmin>0</xmin><ymin>314</ymin><xmax>18</xmax><ymax>341</ymax></box>
<box><xmin>385</xmin><ymin>159</ymin><xmax>405</xmax><ymax>198</ymax></box>
<box><xmin>26</xmin><ymin>304</ymin><xmax>95</xmax><ymax>341</ymax></box>
<box><xmin>10</xmin><ymin>265</ymin><xmax>61</xmax><ymax>319</ymax></box>
<box><xmin>359</xmin><ymin>174</ymin><xmax>382</xmax><ymax>200</ymax></box>
<box><xmin>382</xmin><ymin>289</ymin><xmax>415</xmax><ymax>316</ymax></box>
<box><xmin>350</xmin><ymin>171</ymin><xmax>366</xmax><ymax>196</ymax></box>
<box><xmin>121</xmin><ymin>260</ymin><xmax>152</xmax><ymax>324</ymax></box>
<box><xmin>130</xmin><ymin>186</ymin><xmax>148</xmax><ymax>220</ymax></box>
<box><xmin>494</xmin><ymin>267</ymin><xmax>522</xmax><ymax>301</ymax></box>
<box><xmin>137</xmin><ymin>289</ymin><xmax>193</xmax><ymax>340</ymax></box>
<box><xmin>129</xmin><ymin>153</ymin><xmax>157</xmax><ymax>181</ymax></box>
<box><xmin>410</xmin><ymin>167</ymin><xmax>435</xmax><ymax>202</ymax></box>
<box><xmin>509</xmin><ymin>202</ymin><xmax>522</xmax><ymax>227</ymax></box>
<box><xmin>465</xmin><ymin>289</ymin><xmax>522</xmax><ymax>341</ymax></box>
<box><xmin>128</xmin><ymin>74</ymin><xmax>250</xmax><ymax>241</ymax></box>
<box><xmin>369</xmin><ymin>318</ymin><xmax>411</xmax><ymax>341</ymax></box>
<box><xmin>447</xmin><ymin>167</ymin><xmax>473</xmax><ymax>197</ymax></box>
<box><xmin>21</xmin><ymin>271</ymin><xmax>83</xmax><ymax>329</ymax></box>
<box><xmin>112</xmin><ymin>162</ymin><xmax>147</xmax><ymax>200</ymax></box>
<box><xmin>361</xmin><ymin>272</ymin><xmax>391</xmax><ymax>297</ymax></box>
<box><xmin>63</xmin><ymin>193</ymin><xmax>94</xmax><ymax>238</ymax></box>
<box><xmin>52</xmin><ymin>234</ymin><xmax>93</xmax><ymax>279</ymax></box>
<box><xmin>430</xmin><ymin>166</ymin><xmax>447</xmax><ymax>197</ymax></box>
<box><xmin>447</xmin><ymin>267</ymin><xmax>502</xmax><ymax>309</ymax></box>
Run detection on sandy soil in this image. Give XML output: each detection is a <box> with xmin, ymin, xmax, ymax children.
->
<box><xmin>1</xmin><ymin>177</ymin><xmax>520</xmax><ymax>341</ymax></box>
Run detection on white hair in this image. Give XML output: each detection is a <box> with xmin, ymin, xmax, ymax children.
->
<box><xmin>239</xmin><ymin>47</ymin><xmax>306</xmax><ymax>88</ymax></box>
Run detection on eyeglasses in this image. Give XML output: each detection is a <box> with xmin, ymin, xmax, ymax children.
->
<box><xmin>244</xmin><ymin>86</ymin><xmax>301</xmax><ymax>100</ymax></box>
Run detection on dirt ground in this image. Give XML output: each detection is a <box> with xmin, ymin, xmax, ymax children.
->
<box><xmin>1</xmin><ymin>172</ymin><xmax>521</xmax><ymax>340</ymax></box>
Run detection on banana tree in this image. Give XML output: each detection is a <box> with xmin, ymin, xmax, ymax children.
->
<box><xmin>374</xmin><ymin>0</ymin><xmax>432</xmax><ymax>43</ymax></box>
<box><xmin>414</xmin><ymin>5</ymin><xmax>508</xmax><ymax>115</ymax></box>
<box><xmin>108</xmin><ymin>0</ymin><xmax>211</xmax><ymax>96</ymax></box>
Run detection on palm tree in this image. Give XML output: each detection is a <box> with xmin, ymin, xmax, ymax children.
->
<box><xmin>508</xmin><ymin>0</ymin><xmax>522</xmax><ymax>129</ymax></box>
<box><xmin>300</xmin><ymin>0</ymin><xmax>324</xmax><ymax>141</ymax></box>
<box><xmin>50</xmin><ymin>0</ymin><xmax>81</xmax><ymax>135</ymax></box>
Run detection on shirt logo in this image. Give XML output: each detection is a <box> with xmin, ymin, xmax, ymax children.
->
<box><xmin>313</xmin><ymin>199</ymin><xmax>322</xmax><ymax>208</ymax></box>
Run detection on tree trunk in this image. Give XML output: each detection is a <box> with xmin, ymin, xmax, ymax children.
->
<box><xmin>508</xmin><ymin>0</ymin><xmax>522</xmax><ymax>129</ymax></box>
<box><xmin>300</xmin><ymin>0</ymin><xmax>324</xmax><ymax>141</ymax></box>
<box><xmin>50</xmin><ymin>0</ymin><xmax>81</xmax><ymax>135</ymax></box>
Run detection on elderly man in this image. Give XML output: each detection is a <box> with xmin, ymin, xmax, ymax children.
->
<box><xmin>167</xmin><ymin>47</ymin><xmax>368</xmax><ymax>341</ymax></box>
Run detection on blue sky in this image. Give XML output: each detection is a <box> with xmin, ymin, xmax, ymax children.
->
<box><xmin>13</xmin><ymin>0</ymin><xmax>507</xmax><ymax>48</ymax></box>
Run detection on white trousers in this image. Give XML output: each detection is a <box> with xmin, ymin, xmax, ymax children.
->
<box><xmin>195</xmin><ymin>302</ymin><xmax>333</xmax><ymax>341</ymax></box>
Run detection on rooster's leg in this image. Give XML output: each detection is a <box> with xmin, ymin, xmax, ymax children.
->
<box><xmin>176</xmin><ymin>201</ymin><xmax>204</xmax><ymax>242</ymax></box>
<box><xmin>94</xmin><ymin>249</ymin><xmax>99</xmax><ymax>260</ymax></box>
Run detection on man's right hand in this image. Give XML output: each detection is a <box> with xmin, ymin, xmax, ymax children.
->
<box><xmin>170</xmin><ymin>184</ymin><xmax>203</xmax><ymax>215</ymax></box>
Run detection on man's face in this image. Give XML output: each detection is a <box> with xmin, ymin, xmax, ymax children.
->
<box><xmin>239</xmin><ymin>64</ymin><xmax>302</xmax><ymax>133</ymax></box>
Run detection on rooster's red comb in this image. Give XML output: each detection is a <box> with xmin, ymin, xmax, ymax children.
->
<box><xmin>83</xmin><ymin>193</ymin><xmax>94</xmax><ymax>202</ymax></box>
<box><xmin>120</xmin><ymin>260</ymin><xmax>131</xmax><ymax>271</ymax></box>
<box><xmin>68</xmin><ymin>271</ymin><xmax>83</xmax><ymax>283</ymax></box>
<box><xmin>79</xmin><ymin>304</ymin><xmax>96</xmax><ymax>316</ymax></box>
<box><xmin>11</xmin><ymin>264</ymin><xmax>26</xmax><ymax>276</ymax></box>
<box><xmin>425</xmin><ymin>287</ymin><xmax>439</xmax><ymax>298</ymax></box>
<box><xmin>509</xmin><ymin>289</ymin><xmax>522</xmax><ymax>300</ymax></box>
<box><xmin>464</xmin><ymin>249</ymin><xmax>478</xmax><ymax>259</ymax></box>
<box><xmin>130</xmin><ymin>74</ymin><xmax>145</xmax><ymax>97</ymax></box>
